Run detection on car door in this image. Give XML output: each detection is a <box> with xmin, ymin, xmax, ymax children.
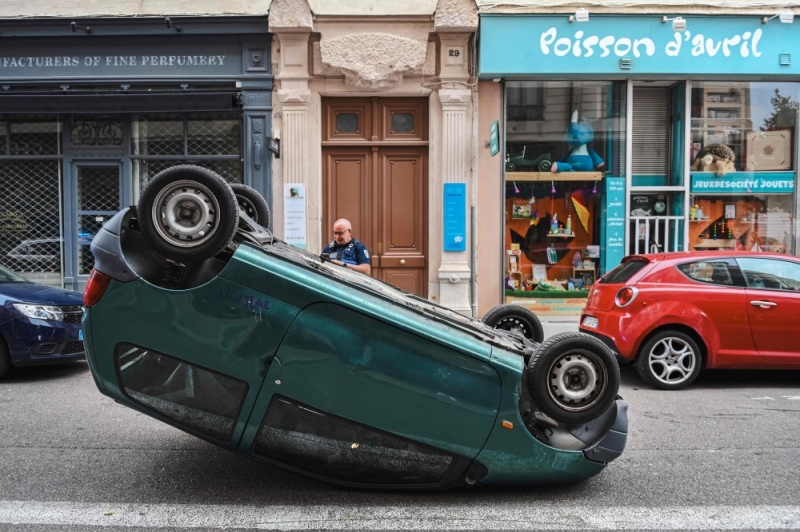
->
<box><xmin>239</xmin><ymin>302</ymin><xmax>502</xmax><ymax>488</ymax></box>
<box><xmin>737</xmin><ymin>257</ymin><xmax>800</xmax><ymax>364</ymax></box>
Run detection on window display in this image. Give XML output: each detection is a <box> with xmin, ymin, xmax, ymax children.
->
<box><xmin>504</xmin><ymin>81</ymin><xmax>626</xmax><ymax>306</ymax></box>
<box><xmin>689</xmin><ymin>82</ymin><xmax>799</xmax><ymax>254</ymax></box>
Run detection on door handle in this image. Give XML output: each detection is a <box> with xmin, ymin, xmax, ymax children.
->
<box><xmin>400</xmin><ymin>259</ymin><xmax>406</xmax><ymax>265</ymax></box>
<box><xmin>750</xmin><ymin>300</ymin><xmax>777</xmax><ymax>308</ymax></box>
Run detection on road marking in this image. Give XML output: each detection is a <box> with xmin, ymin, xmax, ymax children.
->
<box><xmin>751</xmin><ymin>396</ymin><xmax>775</xmax><ymax>400</ymax></box>
<box><xmin>1</xmin><ymin>501</ymin><xmax>799</xmax><ymax>530</ymax></box>
<box><xmin>782</xmin><ymin>396</ymin><xmax>800</xmax><ymax>400</ymax></box>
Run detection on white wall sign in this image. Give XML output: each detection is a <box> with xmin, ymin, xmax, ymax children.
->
<box><xmin>283</xmin><ymin>183</ymin><xmax>307</xmax><ymax>250</ymax></box>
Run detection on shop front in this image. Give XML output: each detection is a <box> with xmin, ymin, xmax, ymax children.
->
<box><xmin>478</xmin><ymin>11</ymin><xmax>800</xmax><ymax>316</ymax></box>
<box><xmin>0</xmin><ymin>18</ymin><xmax>272</xmax><ymax>291</ymax></box>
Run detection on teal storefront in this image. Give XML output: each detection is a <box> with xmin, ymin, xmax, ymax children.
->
<box><xmin>481</xmin><ymin>13</ymin><xmax>800</xmax><ymax>306</ymax></box>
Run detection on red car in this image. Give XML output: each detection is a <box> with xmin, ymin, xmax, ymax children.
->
<box><xmin>580</xmin><ymin>252</ymin><xmax>800</xmax><ymax>390</ymax></box>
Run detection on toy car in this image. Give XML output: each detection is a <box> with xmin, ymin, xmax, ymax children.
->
<box><xmin>82</xmin><ymin>165</ymin><xmax>627</xmax><ymax>488</ymax></box>
<box><xmin>505</xmin><ymin>147</ymin><xmax>552</xmax><ymax>172</ymax></box>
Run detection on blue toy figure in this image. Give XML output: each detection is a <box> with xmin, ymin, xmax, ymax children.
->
<box><xmin>551</xmin><ymin>110</ymin><xmax>605</xmax><ymax>173</ymax></box>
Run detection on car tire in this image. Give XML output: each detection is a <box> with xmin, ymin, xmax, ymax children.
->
<box><xmin>482</xmin><ymin>304</ymin><xmax>544</xmax><ymax>343</ymax></box>
<box><xmin>538</xmin><ymin>159</ymin><xmax>552</xmax><ymax>172</ymax></box>
<box><xmin>506</xmin><ymin>162</ymin><xmax>517</xmax><ymax>172</ymax></box>
<box><xmin>527</xmin><ymin>331</ymin><xmax>620</xmax><ymax>424</ymax></box>
<box><xmin>230</xmin><ymin>183</ymin><xmax>270</xmax><ymax>229</ymax></box>
<box><xmin>636</xmin><ymin>330</ymin><xmax>702</xmax><ymax>390</ymax></box>
<box><xmin>0</xmin><ymin>335</ymin><xmax>11</xmax><ymax>379</ymax></box>
<box><xmin>138</xmin><ymin>165</ymin><xmax>238</xmax><ymax>262</ymax></box>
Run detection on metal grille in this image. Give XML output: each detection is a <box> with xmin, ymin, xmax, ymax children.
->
<box><xmin>632</xmin><ymin>88</ymin><xmax>670</xmax><ymax>176</ymax></box>
<box><xmin>0</xmin><ymin>160</ymin><xmax>62</xmax><ymax>285</ymax></box>
<box><xmin>71</xmin><ymin>115</ymin><xmax>124</xmax><ymax>146</ymax></box>
<box><xmin>132</xmin><ymin>114</ymin><xmax>184</xmax><ymax>155</ymax></box>
<box><xmin>60</xmin><ymin>305</ymin><xmax>84</xmax><ymax>323</ymax></box>
<box><xmin>62</xmin><ymin>341</ymin><xmax>85</xmax><ymax>354</ymax></box>
<box><xmin>188</xmin><ymin>114</ymin><xmax>240</xmax><ymax>155</ymax></box>
<box><xmin>8</xmin><ymin>115</ymin><xmax>60</xmax><ymax>156</ymax></box>
<box><xmin>134</xmin><ymin>159</ymin><xmax>242</xmax><ymax>195</ymax></box>
<box><xmin>77</xmin><ymin>166</ymin><xmax>120</xmax><ymax>274</ymax></box>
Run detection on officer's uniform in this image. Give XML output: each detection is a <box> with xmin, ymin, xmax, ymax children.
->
<box><xmin>322</xmin><ymin>238</ymin><xmax>370</xmax><ymax>267</ymax></box>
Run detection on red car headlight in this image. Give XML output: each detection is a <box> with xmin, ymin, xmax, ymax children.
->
<box><xmin>615</xmin><ymin>286</ymin><xmax>639</xmax><ymax>308</ymax></box>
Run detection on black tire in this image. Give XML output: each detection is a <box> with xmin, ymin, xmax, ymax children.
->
<box><xmin>138</xmin><ymin>165</ymin><xmax>238</xmax><ymax>262</ymax></box>
<box><xmin>527</xmin><ymin>332</ymin><xmax>620</xmax><ymax>424</ymax></box>
<box><xmin>482</xmin><ymin>304</ymin><xmax>544</xmax><ymax>343</ymax></box>
<box><xmin>230</xmin><ymin>183</ymin><xmax>271</xmax><ymax>229</ymax></box>
<box><xmin>0</xmin><ymin>335</ymin><xmax>11</xmax><ymax>379</ymax></box>
<box><xmin>636</xmin><ymin>330</ymin><xmax>702</xmax><ymax>390</ymax></box>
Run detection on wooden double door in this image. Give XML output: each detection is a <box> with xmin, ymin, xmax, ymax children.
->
<box><xmin>322</xmin><ymin>98</ymin><xmax>428</xmax><ymax>296</ymax></box>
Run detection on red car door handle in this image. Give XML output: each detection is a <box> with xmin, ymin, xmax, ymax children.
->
<box><xmin>750</xmin><ymin>300</ymin><xmax>777</xmax><ymax>308</ymax></box>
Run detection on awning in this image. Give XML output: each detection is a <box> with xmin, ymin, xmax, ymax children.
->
<box><xmin>0</xmin><ymin>0</ymin><xmax>272</xmax><ymax>18</ymax></box>
<box><xmin>0</xmin><ymin>92</ymin><xmax>238</xmax><ymax>113</ymax></box>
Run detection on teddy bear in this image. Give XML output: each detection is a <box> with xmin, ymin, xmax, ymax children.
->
<box><xmin>691</xmin><ymin>143</ymin><xmax>736</xmax><ymax>176</ymax></box>
<box><xmin>551</xmin><ymin>110</ymin><xmax>605</xmax><ymax>173</ymax></box>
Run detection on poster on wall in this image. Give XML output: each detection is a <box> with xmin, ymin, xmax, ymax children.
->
<box><xmin>284</xmin><ymin>183</ymin><xmax>307</xmax><ymax>250</ymax></box>
<box><xmin>603</xmin><ymin>177</ymin><xmax>625</xmax><ymax>273</ymax></box>
<box><xmin>443</xmin><ymin>183</ymin><xmax>467</xmax><ymax>252</ymax></box>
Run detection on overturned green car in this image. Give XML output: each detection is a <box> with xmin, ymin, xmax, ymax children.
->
<box><xmin>82</xmin><ymin>165</ymin><xmax>627</xmax><ymax>489</ymax></box>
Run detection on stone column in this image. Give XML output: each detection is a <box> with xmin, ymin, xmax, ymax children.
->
<box><xmin>437</xmin><ymin>88</ymin><xmax>473</xmax><ymax>314</ymax></box>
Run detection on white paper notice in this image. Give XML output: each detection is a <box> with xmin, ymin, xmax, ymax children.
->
<box><xmin>283</xmin><ymin>183</ymin><xmax>307</xmax><ymax>250</ymax></box>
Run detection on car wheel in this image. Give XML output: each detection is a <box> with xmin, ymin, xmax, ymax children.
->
<box><xmin>527</xmin><ymin>332</ymin><xmax>619</xmax><ymax>424</ymax></box>
<box><xmin>538</xmin><ymin>159</ymin><xmax>552</xmax><ymax>172</ymax></box>
<box><xmin>506</xmin><ymin>162</ymin><xmax>517</xmax><ymax>172</ymax></box>
<box><xmin>0</xmin><ymin>336</ymin><xmax>11</xmax><ymax>379</ymax></box>
<box><xmin>230</xmin><ymin>183</ymin><xmax>270</xmax><ymax>229</ymax></box>
<box><xmin>137</xmin><ymin>165</ymin><xmax>238</xmax><ymax>262</ymax></box>
<box><xmin>636</xmin><ymin>330</ymin><xmax>701</xmax><ymax>390</ymax></box>
<box><xmin>482</xmin><ymin>304</ymin><xmax>544</xmax><ymax>343</ymax></box>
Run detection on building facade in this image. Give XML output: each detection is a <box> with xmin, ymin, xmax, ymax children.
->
<box><xmin>0</xmin><ymin>3</ymin><xmax>273</xmax><ymax>291</ymax></box>
<box><xmin>477</xmin><ymin>1</ymin><xmax>800</xmax><ymax>316</ymax></box>
<box><xmin>268</xmin><ymin>0</ymin><xmax>480</xmax><ymax>314</ymax></box>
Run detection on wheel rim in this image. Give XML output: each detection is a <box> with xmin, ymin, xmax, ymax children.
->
<box><xmin>494</xmin><ymin>316</ymin><xmax>533</xmax><ymax>339</ymax></box>
<box><xmin>152</xmin><ymin>180</ymin><xmax>221</xmax><ymax>248</ymax></box>
<box><xmin>235</xmin><ymin>194</ymin><xmax>259</xmax><ymax>223</ymax></box>
<box><xmin>648</xmin><ymin>337</ymin><xmax>696</xmax><ymax>385</ymax></box>
<box><xmin>547</xmin><ymin>349</ymin><xmax>608</xmax><ymax>412</ymax></box>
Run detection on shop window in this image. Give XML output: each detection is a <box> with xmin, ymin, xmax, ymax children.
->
<box><xmin>7</xmin><ymin>115</ymin><xmax>60</xmax><ymax>155</ymax></box>
<box><xmin>335</xmin><ymin>112</ymin><xmax>359</xmax><ymax>134</ymax></box>
<box><xmin>187</xmin><ymin>114</ymin><xmax>240</xmax><ymax>155</ymax></box>
<box><xmin>504</xmin><ymin>81</ymin><xmax>626</xmax><ymax>312</ymax></box>
<box><xmin>131</xmin><ymin>114</ymin><xmax>183</xmax><ymax>155</ymax></box>
<box><xmin>253</xmin><ymin>395</ymin><xmax>455</xmax><ymax>486</ymax></box>
<box><xmin>737</xmin><ymin>258</ymin><xmax>800</xmax><ymax>291</ymax></box>
<box><xmin>115</xmin><ymin>343</ymin><xmax>248</xmax><ymax>443</ymax></box>
<box><xmin>689</xmin><ymin>81</ymin><xmax>799</xmax><ymax>255</ymax></box>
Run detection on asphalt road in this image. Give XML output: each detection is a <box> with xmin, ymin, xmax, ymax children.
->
<box><xmin>1</xmin><ymin>348</ymin><xmax>799</xmax><ymax>531</ymax></box>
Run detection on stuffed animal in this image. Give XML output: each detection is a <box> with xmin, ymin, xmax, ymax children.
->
<box><xmin>551</xmin><ymin>110</ymin><xmax>605</xmax><ymax>173</ymax></box>
<box><xmin>691</xmin><ymin>144</ymin><xmax>736</xmax><ymax>176</ymax></box>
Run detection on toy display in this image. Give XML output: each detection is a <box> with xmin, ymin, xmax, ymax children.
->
<box><xmin>506</xmin><ymin>148</ymin><xmax>552</xmax><ymax>172</ymax></box>
<box><xmin>551</xmin><ymin>110</ymin><xmax>605</xmax><ymax>173</ymax></box>
<box><xmin>690</xmin><ymin>143</ymin><xmax>736</xmax><ymax>176</ymax></box>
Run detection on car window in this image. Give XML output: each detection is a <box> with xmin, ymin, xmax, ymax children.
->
<box><xmin>737</xmin><ymin>258</ymin><xmax>800</xmax><ymax>291</ymax></box>
<box><xmin>677</xmin><ymin>260</ymin><xmax>737</xmax><ymax>286</ymax></box>
<box><xmin>600</xmin><ymin>259</ymin><xmax>649</xmax><ymax>284</ymax></box>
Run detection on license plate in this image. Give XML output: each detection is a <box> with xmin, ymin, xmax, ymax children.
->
<box><xmin>78</xmin><ymin>329</ymin><xmax>83</xmax><ymax>341</ymax></box>
<box><xmin>582</xmin><ymin>316</ymin><xmax>599</xmax><ymax>329</ymax></box>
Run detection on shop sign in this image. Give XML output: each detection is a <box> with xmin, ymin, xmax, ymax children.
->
<box><xmin>489</xmin><ymin>120</ymin><xmax>500</xmax><ymax>157</ymax></box>
<box><xmin>691</xmin><ymin>172</ymin><xmax>795</xmax><ymax>194</ymax></box>
<box><xmin>603</xmin><ymin>177</ymin><xmax>625</xmax><ymax>273</ymax></box>
<box><xmin>479</xmin><ymin>15</ymin><xmax>800</xmax><ymax>76</ymax></box>
<box><xmin>284</xmin><ymin>184</ymin><xmax>307</xmax><ymax>250</ymax></box>
<box><xmin>0</xmin><ymin>36</ymin><xmax>243</xmax><ymax>79</ymax></box>
<box><xmin>443</xmin><ymin>183</ymin><xmax>467</xmax><ymax>252</ymax></box>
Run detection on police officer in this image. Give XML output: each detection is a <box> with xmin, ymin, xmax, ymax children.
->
<box><xmin>322</xmin><ymin>218</ymin><xmax>371</xmax><ymax>275</ymax></box>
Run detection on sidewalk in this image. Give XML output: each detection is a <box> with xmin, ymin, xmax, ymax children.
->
<box><xmin>540</xmin><ymin>316</ymin><xmax>581</xmax><ymax>339</ymax></box>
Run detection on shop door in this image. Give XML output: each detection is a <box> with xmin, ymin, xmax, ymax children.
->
<box><xmin>70</xmin><ymin>162</ymin><xmax>125</xmax><ymax>291</ymax></box>
<box><xmin>322</xmin><ymin>98</ymin><xmax>428</xmax><ymax>296</ymax></box>
<box><xmin>323</xmin><ymin>147</ymin><xmax>426</xmax><ymax>294</ymax></box>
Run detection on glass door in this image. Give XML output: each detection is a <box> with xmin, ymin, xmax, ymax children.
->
<box><xmin>71</xmin><ymin>162</ymin><xmax>123</xmax><ymax>291</ymax></box>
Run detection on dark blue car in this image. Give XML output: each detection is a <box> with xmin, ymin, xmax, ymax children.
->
<box><xmin>0</xmin><ymin>264</ymin><xmax>84</xmax><ymax>378</ymax></box>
